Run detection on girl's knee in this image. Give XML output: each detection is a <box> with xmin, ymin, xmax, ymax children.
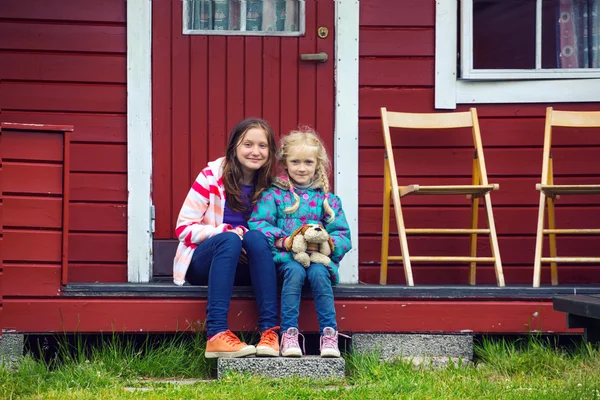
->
<box><xmin>243</xmin><ymin>230</ymin><xmax>266</xmax><ymax>242</ymax></box>
<box><xmin>307</xmin><ymin>264</ymin><xmax>331</xmax><ymax>285</ymax></box>
<box><xmin>217</xmin><ymin>232</ymin><xmax>243</xmax><ymax>252</ymax></box>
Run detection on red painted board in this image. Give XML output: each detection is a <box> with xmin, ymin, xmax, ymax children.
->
<box><xmin>1</xmin><ymin>82</ymin><xmax>126</xmax><ymax>114</ymax></box>
<box><xmin>0</xmin><ymin>22</ymin><xmax>126</xmax><ymax>53</ymax></box>
<box><xmin>68</xmin><ymin>233</ymin><xmax>126</xmax><ymax>263</ymax></box>
<box><xmin>358</xmin><ymin>147</ymin><xmax>600</xmax><ymax>177</ymax></box>
<box><xmin>1</xmin><ymin>112</ymin><xmax>126</xmax><ymax>144</ymax></box>
<box><xmin>1</xmin><ymin>122</ymin><xmax>73</xmax><ymax>132</ymax></box>
<box><xmin>3</xmin><ymin>230</ymin><xmax>61</xmax><ymax>262</ymax></box>
<box><xmin>1</xmin><ymin>130</ymin><xmax>63</xmax><ymax>162</ymax></box>
<box><xmin>70</xmin><ymin>144</ymin><xmax>126</xmax><ymax>173</ymax></box>
<box><xmin>3</xmin><ymin>196</ymin><xmax>62</xmax><ymax>229</ymax></box>
<box><xmin>70</xmin><ymin>173</ymin><xmax>127</xmax><ymax>202</ymax></box>
<box><xmin>360</xmin><ymin>28</ymin><xmax>435</xmax><ymax>57</ymax></box>
<box><xmin>152</xmin><ymin>0</ymin><xmax>173</xmax><ymax>239</ymax></box>
<box><xmin>359</xmin><ymin>176</ymin><xmax>600</xmax><ymax>206</ymax></box>
<box><xmin>360</xmin><ymin>0</ymin><xmax>434</xmax><ymax>27</ymax></box>
<box><xmin>279</xmin><ymin>36</ymin><xmax>299</xmax><ymax>138</ymax></box>
<box><xmin>360</xmin><ymin>265</ymin><xmax>600</xmax><ymax>285</ymax></box>
<box><xmin>316</xmin><ymin>0</ymin><xmax>335</xmax><ymax>171</ymax></box>
<box><xmin>226</xmin><ymin>36</ymin><xmax>245</xmax><ymax>134</ymax></box>
<box><xmin>207</xmin><ymin>35</ymin><xmax>227</xmax><ymax>162</ymax></box>
<box><xmin>170</xmin><ymin>0</ymin><xmax>191</xmax><ymax>233</ymax></box>
<box><xmin>3</xmin><ymin>264</ymin><xmax>61</xmax><ymax>297</ymax></box>
<box><xmin>262</xmin><ymin>36</ymin><xmax>281</xmax><ymax>136</ymax></box>
<box><xmin>68</xmin><ymin>263</ymin><xmax>127</xmax><ymax>283</ymax></box>
<box><xmin>297</xmin><ymin>0</ymin><xmax>316</xmax><ymax>127</ymax></box>
<box><xmin>360</xmin><ymin>88</ymin><xmax>436</xmax><ymax>116</ymax></box>
<box><xmin>2</xmin><ymin>298</ymin><xmax>578</xmax><ymax>334</ymax></box>
<box><xmin>360</xmin><ymin>58</ymin><xmax>434</xmax><ymax>87</ymax></box>
<box><xmin>0</xmin><ymin>0</ymin><xmax>126</xmax><ymax>22</ymax></box>
<box><xmin>244</xmin><ymin>37</ymin><xmax>263</xmax><ymax>119</ymax></box>
<box><xmin>359</xmin><ymin>206</ymin><xmax>600</xmax><ymax>235</ymax></box>
<box><xmin>0</xmin><ymin>53</ymin><xmax>126</xmax><ymax>84</ymax></box>
<box><xmin>69</xmin><ymin>203</ymin><xmax>127</xmax><ymax>232</ymax></box>
<box><xmin>3</xmin><ymin>163</ymin><xmax>62</xmax><ymax>195</ymax></box>
<box><xmin>359</xmin><ymin>236</ymin><xmax>600</xmax><ymax>266</ymax></box>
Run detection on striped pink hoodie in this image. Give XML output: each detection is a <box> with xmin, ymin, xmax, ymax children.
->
<box><xmin>172</xmin><ymin>157</ymin><xmax>247</xmax><ymax>285</ymax></box>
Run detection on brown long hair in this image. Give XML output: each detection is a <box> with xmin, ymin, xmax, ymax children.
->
<box><xmin>222</xmin><ymin>118</ymin><xmax>277</xmax><ymax>212</ymax></box>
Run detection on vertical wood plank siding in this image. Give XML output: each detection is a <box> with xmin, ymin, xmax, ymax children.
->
<box><xmin>152</xmin><ymin>0</ymin><xmax>335</xmax><ymax>243</ymax></box>
<box><xmin>0</xmin><ymin>0</ymin><xmax>128</xmax><ymax>285</ymax></box>
<box><xmin>358</xmin><ymin>0</ymin><xmax>600</xmax><ymax>285</ymax></box>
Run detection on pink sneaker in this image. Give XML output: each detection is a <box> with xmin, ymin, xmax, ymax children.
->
<box><xmin>280</xmin><ymin>327</ymin><xmax>304</xmax><ymax>357</ymax></box>
<box><xmin>320</xmin><ymin>327</ymin><xmax>349</xmax><ymax>358</ymax></box>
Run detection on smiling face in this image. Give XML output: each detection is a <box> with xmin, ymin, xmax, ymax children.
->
<box><xmin>285</xmin><ymin>146</ymin><xmax>318</xmax><ymax>186</ymax></box>
<box><xmin>235</xmin><ymin>127</ymin><xmax>270</xmax><ymax>177</ymax></box>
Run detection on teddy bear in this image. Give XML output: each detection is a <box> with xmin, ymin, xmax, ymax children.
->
<box><xmin>285</xmin><ymin>224</ymin><xmax>335</xmax><ymax>268</ymax></box>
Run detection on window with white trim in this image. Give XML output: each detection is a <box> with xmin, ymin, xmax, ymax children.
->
<box><xmin>435</xmin><ymin>0</ymin><xmax>600</xmax><ymax>109</ymax></box>
<box><xmin>183</xmin><ymin>0</ymin><xmax>305</xmax><ymax>36</ymax></box>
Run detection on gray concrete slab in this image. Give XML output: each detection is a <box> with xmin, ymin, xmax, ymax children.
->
<box><xmin>352</xmin><ymin>333</ymin><xmax>473</xmax><ymax>361</ymax></box>
<box><xmin>218</xmin><ymin>356</ymin><xmax>345</xmax><ymax>379</ymax></box>
<box><xmin>0</xmin><ymin>331</ymin><xmax>24</xmax><ymax>369</ymax></box>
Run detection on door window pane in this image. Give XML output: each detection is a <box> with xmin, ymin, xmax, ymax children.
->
<box><xmin>186</xmin><ymin>0</ymin><xmax>303</xmax><ymax>35</ymax></box>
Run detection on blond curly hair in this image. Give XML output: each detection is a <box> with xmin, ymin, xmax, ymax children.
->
<box><xmin>278</xmin><ymin>127</ymin><xmax>335</xmax><ymax>223</ymax></box>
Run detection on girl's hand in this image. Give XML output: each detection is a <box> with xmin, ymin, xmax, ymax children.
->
<box><xmin>227</xmin><ymin>228</ymin><xmax>243</xmax><ymax>239</ymax></box>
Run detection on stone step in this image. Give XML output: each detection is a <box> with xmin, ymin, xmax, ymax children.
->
<box><xmin>217</xmin><ymin>356</ymin><xmax>345</xmax><ymax>379</ymax></box>
<box><xmin>352</xmin><ymin>333</ymin><xmax>473</xmax><ymax>362</ymax></box>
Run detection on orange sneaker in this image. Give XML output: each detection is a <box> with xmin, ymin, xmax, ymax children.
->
<box><xmin>255</xmin><ymin>326</ymin><xmax>280</xmax><ymax>357</ymax></box>
<box><xmin>205</xmin><ymin>330</ymin><xmax>256</xmax><ymax>359</ymax></box>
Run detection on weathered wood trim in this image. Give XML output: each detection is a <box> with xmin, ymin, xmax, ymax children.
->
<box><xmin>127</xmin><ymin>0</ymin><xmax>153</xmax><ymax>283</ymax></box>
<box><xmin>335</xmin><ymin>0</ymin><xmax>359</xmax><ymax>283</ymax></box>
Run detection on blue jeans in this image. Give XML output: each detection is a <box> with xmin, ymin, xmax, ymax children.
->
<box><xmin>279</xmin><ymin>260</ymin><xmax>337</xmax><ymax>334</ymax></box>
<box><xmin>186</xmin><ymin>230</ymin><xmax>278</xmax><ymax>337</ymax></box>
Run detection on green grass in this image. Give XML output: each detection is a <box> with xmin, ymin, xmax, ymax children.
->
<box><xmin>1</xmin><ymin>334</ymin><xmax>600</xmax><ymax>399</ymax></box>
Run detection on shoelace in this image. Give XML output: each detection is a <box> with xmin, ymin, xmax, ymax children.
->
<box><xmin>281</xmin><ymin>330</ymin><xmax>306</xmax><ymax>354</ymax></box>
<box><xmin>221</xmin><ymin>330</ymin><xmax>243</xmax><ymax>346</ymax></box>
<box><xmin>321</xmin><ymin>331</ymin><xmax>350</xmax><ymax>349</ymax></box>
<box><xmin>259</xmin><ymin>326</ymin><xmax>280</xmax><ymax>346</ymax></box>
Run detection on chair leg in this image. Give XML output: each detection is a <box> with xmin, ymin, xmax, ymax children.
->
<box><xmin>533</xmin><ymin>192</ymin><xmax>547</xmax><ymax>288</ymax></box>
<box><xmin>469</xmin><ymin>196</ymin><xmax>479</xmax><ymax>285</ymax></box>
<box><xmin>546</xmin><ymin>196</ymin><xmax>558</xmax><ymax>286</ymax></box>
<box><xmin>484</xmin><ymin>193</ymin><xmax>504</xmax><ymax>287</ymax></box>
<box><xmin>393</xmin><ymin>196</ymin><xmax>414</xmax><ymax>286</ymax></box>
<box><xmin>380</xmin><ymin>174</ymin><xmax>392</xmax><ymax>285</ymax></box>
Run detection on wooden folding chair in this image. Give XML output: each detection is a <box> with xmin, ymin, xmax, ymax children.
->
<box><xmin>533</xmin><ymin>107</ymin><xmax>600</xmax><ymax>288</ymax></box>
<box><xmin>379</xmin><ymin>107</ymin><xmax>505</xmax><ymax>287</ymax></box>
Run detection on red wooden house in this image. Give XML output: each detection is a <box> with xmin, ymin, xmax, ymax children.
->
<box><xmin>1</xmin><ymin>0</ymin><xmax>599</xmax><ymax>336</ymax></box>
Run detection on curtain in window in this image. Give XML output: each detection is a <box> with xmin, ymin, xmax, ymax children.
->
<box><xmin>558</xmin><ymin>0</ymin><xmax>600</xmax><ymax>68</ymax></box>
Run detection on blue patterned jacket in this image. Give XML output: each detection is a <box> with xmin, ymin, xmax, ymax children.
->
<box><xmin>248</xmin><ymin>175</ymin><xmax>352</xmax><ymax>285</ymax></box>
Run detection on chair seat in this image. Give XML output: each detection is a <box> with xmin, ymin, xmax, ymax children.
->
<box><xmin>537</xmin><ymin>184</ymin><xmax>600</xmax><ymax>196</ymax></box>
<box><xmin>399</xmin><ymin>184</ymin><xmax>499</xmax><ymax>198</ymax></box>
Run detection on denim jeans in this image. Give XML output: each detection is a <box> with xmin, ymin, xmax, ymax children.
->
<box><xmin>279</xmin><ymin>260</ymin><xmax>337</xmax><ymax>334</ymax></box>
<box><xmin>186</xmin><ymin>230</ymin><xmax>278</xmax><ymax>337</ymax></box>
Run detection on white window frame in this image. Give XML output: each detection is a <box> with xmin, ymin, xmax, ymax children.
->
<box><xmin>461</xmin><ymin>0</ymin><xmax>600</xmax><ymax>80</ymax></box>
<box><xmin>182</xmin><ymin>0</ymin><xmax>306</xmax><ymax>36</ymax></box>
<box><xmin>436</xmin><ymin>0</ymin><xmax>600</xmax><ymax>109</ymax></box>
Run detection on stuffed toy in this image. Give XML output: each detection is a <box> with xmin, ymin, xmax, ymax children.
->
<box><xmin>286</xmin><ymin>224</ymin><xmax>335</xmax><ymax>267</ymax></box>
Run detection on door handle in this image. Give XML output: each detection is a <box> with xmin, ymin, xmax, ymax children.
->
<box><xmin>300</xmin><ymin>52</ymin><xmax>328</xmax><ymax>63</ymax></box>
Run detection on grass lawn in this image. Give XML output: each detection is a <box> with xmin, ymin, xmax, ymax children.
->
<box><xmin>1</xmin><ymin>334</ymin><xmax>599</xmax><ymax>399</ymax></box>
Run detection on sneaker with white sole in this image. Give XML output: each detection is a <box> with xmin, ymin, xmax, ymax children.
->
<box><xmin>205</xmin><ymin>330</ymin><xmax>256</xmax><ymax>359</ymax></box>
<box><xmin>320</xmin><ymin>327</ymin><xmax>349</xmax><ymax>358</ymax></box>
<box><xmin>280</xmin><ymin>327</ymin><xmax>304</xmax><ymax>357</ymax></box>
<box><xmin>256</xmin><ymin>326</ymin><xmax>280</xmax><ymax>357</ymax></box>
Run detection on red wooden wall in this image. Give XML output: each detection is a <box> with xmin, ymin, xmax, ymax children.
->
<box><xmin>358</xmin><ymin>0</ymin><xmax>600</xmax><ymax>285</ymax></box>
<box><xmin>0</xmin><ymin>0</ymin><xmax>128</xmax><ymax>284</ymax></box>
<box><xmin>152</xmin><ymin>0</ymin><xmax>335</xmax><ymax>244</ymax></box>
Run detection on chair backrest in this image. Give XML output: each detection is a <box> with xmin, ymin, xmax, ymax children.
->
<box><xmin>380</xmin><ymin>107</ymin><xmax>490</xmax><ymax>185</ymax></box>
<box><xmin>541</xmin><ymin>108</ymin><xmax>600</xmax><ymax>184</ymax></box>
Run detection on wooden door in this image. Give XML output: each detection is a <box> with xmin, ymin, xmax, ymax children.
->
<box><xmin>152</xmin><ymin>0</ymin><xmax>335</xmax><ymax>275</ymax></box>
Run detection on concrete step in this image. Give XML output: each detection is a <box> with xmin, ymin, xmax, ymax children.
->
<box><xmin>217</xmin><ymin>356</ymin><xmax>345</xmax><ymax>379</ymax></box>
<box><xmin>352</xmin><ymin>333</ymin><xmax>473</xmax><ymax>364</ymax></box>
